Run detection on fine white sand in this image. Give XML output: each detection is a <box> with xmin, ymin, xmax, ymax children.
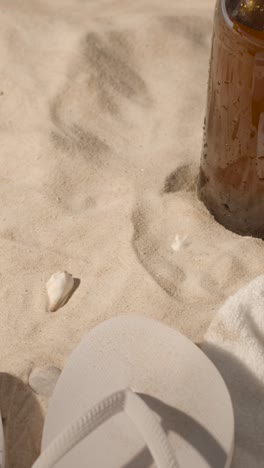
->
<box><xmin>1</xmin><ymin>0</ymin><xmax>264</xmax><ymax>466</ymax></box>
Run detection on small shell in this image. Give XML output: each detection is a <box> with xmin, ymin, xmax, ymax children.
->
<box><xmin>46</xmin><ymin>271</ymin><xmax>74</xmax><ymax>312</ymax></box>
<box><xmin>29</xmin><ymin>366</ymin><xmax>61</xmax><ymax>397</ymax></box>
<box><xmin>171</xmin><ymin>235</ymin><xmax>190</xmax><ymax>252</ymax></box>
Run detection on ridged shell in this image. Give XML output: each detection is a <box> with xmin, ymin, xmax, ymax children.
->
<box><xmin>46</xmin><ymin>271</ymin><xmax>74</xmax><ymax>312</ymax></box>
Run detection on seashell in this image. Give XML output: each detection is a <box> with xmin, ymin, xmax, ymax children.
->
<box><xmin>29</xmin><ymin>366</ymin><xmax>61</xmax><ymax>397</ymax></box>
<box><xmin>46</xmin><ymin>271</ymin><xmax>74</xmax><ymax>312</ymax></box>
<box><xmin>171</xmin><ymin>234</ymin><xmax>190</xmax><ymax>252</ymax></box>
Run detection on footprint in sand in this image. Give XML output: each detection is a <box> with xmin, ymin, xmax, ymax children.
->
<box><xmin>50</xmin><ymin>30</ymin><xmax>151</xmax><ymax>162</ymax></box>
<box><xmin>132</xmin><ymin>163</ymin><xmax>264</xmax><ymax>306</ymax></box>
<box><xmin>48</xmin><ymin>29</ymin><xmax>151</xmax><ymax>214</ymax></box>
<box><xmin>132</xmin><ymin>202</ymin><xmax>186</xmax><ymax>298</ymax></box>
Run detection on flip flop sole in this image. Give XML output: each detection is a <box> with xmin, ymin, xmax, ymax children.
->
<box><xmin>41</xmin><ymin>316</ymin><xmax>234</xmax><ymax>468</ymax></box>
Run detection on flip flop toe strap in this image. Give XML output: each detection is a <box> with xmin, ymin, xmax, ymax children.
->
<box><xmin>32</xmin><ymin>389</ymin><xmax>179</xmax><ymax>468</ymax></box>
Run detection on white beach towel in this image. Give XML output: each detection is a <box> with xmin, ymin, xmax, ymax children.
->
<box><xmin>202</xmin><ymin>275</ymin><xmax>264</xmax><ymax>468</ymax></box>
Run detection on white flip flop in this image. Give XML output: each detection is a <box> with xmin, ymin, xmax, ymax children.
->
<box><xmin>33</xmin><ymin>316</ymin><xmax>234</xmax><ymax>468</ymax></box>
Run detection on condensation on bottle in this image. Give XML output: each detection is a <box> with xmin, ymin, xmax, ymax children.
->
<box><xmin>198</xmin><ymin>0</ymin><xmax>264</xmax><ymax>237</ymax></box>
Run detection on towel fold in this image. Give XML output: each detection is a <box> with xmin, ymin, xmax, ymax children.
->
<box><xmin>202</xmin><ymin>275</ymin><xmax>264</xmax><ymax>468</ymax></box>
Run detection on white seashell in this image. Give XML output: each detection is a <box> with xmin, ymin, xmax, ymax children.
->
<box><xmin>171</xmin><ymin>234</ymin><xmax>190</xmax><ymax>252</ymax></box>
<box><xmin>29</xmin><ymin>366</ymin><xmax>61</xmax><ymax>397</ymax></box>
<box><xmin>46</xmin><ymin>271</ymin><xmax>74</xmax><ymax>312</ymax></box>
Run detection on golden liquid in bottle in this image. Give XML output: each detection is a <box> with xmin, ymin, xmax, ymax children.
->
<box><xmin>199</xmin><ymin>0</ymin><xmax>264</xmax><ymax>237</ymax></box>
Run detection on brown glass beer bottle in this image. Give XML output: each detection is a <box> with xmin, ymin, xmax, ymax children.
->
<box><xmin>198</xmin><ymin>0</ymin><xmax>264</xmax><ymax>237</ymax></box>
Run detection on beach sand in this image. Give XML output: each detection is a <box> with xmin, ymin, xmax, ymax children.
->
<box><xmin>1</xmin><ymin>0</ymin><xmax>264</xmax><ymax>466</ymax></box>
